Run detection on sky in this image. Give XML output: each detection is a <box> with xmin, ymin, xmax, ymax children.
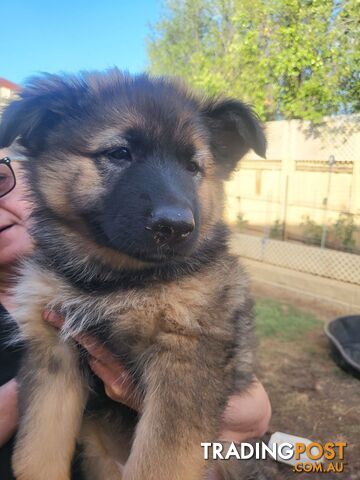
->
<box><xmin>1</xmin><ymin>0</ymin><xmax>162</xmax><ymax>85</ymax></box>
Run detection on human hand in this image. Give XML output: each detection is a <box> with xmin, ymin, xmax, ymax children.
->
<box><xmin>75</xmin><ymin>334</ymin><xmax>142</xmax><ymax>411</ymax></box>
<box><xmin>206</xmin><ymin>380</ymin><xmax>271</xmax><ymax>479</ymax></box>
<box><xmin>220</xmin><ymin>379</ymin><xmax>271</xmax><ymax>443</ymax></box>
<box><xmin>44</xmin><ymin>311</ymin><xmax>141</xmax><ymax>411</ymax></box>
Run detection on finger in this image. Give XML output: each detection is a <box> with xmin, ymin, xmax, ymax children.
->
<box><xmin>43</xmin><ymin>310</ymin><xmax>64</xmax><ymax>328</ymax></box>
<box><xmin>89</xmin><ymin>357</ymin><xmax>134</xmax><ymax>394</ymax></box>
<box><xmin>75</xmin><ymin>334</ymin><xmax>116</xmax><ymax>365</ymax></box>
<box><xmin>105</xmin><ymin>384</ymin><xmax>142</xmax><ymax>412</ymax></box>
<box><xmin>219</xmin><ymin>382</ymin><xmax>271</xmax><ymax>443</ymax></box>
<box><xmin>89</xmin><ymin>358</ymin><xmax>141</xmax><ymax>411</ymax></box>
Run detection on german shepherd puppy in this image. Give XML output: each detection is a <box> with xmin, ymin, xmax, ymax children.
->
<box><xmin>0</xmin><ymin>70</ymin><xmax>266</xmax><ymax>480</ymax></box>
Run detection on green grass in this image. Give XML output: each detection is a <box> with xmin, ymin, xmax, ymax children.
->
<box><xmin>255</xmin><ymin>299</ymin><xmax>322</xmax><ymax>341</ymax></box>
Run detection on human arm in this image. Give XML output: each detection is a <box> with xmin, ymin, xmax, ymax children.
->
<box><xmin>0</xmin><ymin>379</ymin><xmax>18</xmax><ymax>446</ymax></box>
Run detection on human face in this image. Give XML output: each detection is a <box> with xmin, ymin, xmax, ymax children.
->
<box><xmin>0</xmin><ymin>151</ymin><xmax>33</xmax><ymax>266</ymax></box>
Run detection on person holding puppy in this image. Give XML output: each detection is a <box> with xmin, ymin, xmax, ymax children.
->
<box><xmin>0</xmin><ymin>150</ymin><xmax>271</xmax><ymax>479</ymax></box>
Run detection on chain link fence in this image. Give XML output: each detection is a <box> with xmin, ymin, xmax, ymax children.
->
<box><xmin>231</xmin><ymin>233</ymin><xmax>360</xmax><ymax>286</ymax></box>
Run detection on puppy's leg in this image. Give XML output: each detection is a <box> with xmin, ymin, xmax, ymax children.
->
<box><xmin>79</xmin><ymin>403</ymin><xmax>137</xmax><ymax>480</ymax></box>
<box><xmin>122</xmin><ymin>341</ymin><xmax>234</xmax><ymax>480</ymax></box>
<box><xmin>12</xmin><ymin>317</ymin><xmax>87</xmax><ymax>480</ymax></box>
<box><xmin>80</xmin><ymin>418</ymin><xmax>125</xmax><ymax>480</ymax></box>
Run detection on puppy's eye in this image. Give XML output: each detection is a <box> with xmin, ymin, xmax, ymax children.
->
<box><xmin>107</xmin><ymin>147</ymin><xmax>132</xmax><ymax>162</ymax></box>
<box><xmin>187</xmin><ymin>161</ymin><xmax>201</xmax><ymax>174</ymax></box>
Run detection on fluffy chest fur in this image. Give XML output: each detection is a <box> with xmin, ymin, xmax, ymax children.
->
<box><xmin>15</xmin><ymin>251</ymin><xmax>251</xmax><ymax>361</ymax></box>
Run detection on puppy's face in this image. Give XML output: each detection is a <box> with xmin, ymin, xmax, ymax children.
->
<box><xmin>0</xmin><ymin>71</ymin><xmax>266</xmax><ymax>265</ymax></box>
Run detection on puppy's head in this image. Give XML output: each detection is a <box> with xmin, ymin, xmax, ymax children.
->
<box><xmin>0</xmin><ymin>70</ymin><xmax>266</xmax><ymax>265</ymax></box>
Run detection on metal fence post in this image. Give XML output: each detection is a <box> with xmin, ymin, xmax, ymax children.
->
<box><xmin>321</xmin><ymin>155</ymin><xmax>336</xmax><ymax>249</ymax></box>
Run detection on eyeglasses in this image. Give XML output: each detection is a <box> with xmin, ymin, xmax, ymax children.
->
<box><xmin>0</xmin><ymin>157</ymin><xmax>16</xmax><ymax>198</ymax></box>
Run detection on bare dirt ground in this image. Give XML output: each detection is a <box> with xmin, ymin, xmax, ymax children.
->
<box><xmin>252</xmin><ymin>284</ymin><xmax>360</xmax><ymax>480</ymax></box>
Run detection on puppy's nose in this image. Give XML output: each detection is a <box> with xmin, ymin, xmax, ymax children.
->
<box><xmin>148</xmin><ymin>206</ymin><xmax>195</xmax><ymax>244</ymax></box>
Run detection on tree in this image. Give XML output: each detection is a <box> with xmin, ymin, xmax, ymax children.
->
<box><xmin>147</xmin><ymin>0</ymin><xmax>360</xmax><ymax>121</ymax></box>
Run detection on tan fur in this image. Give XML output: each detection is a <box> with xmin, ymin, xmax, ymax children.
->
<box><xmin>80</xmin><ymin>419</ymin><xmax>125</xmax><ymax>480</ymax></box>
<box><xmin>12</xmin><ymin>313</ymin><xmax>86</xmax><ymax>480</ymax></box>
<box><xmin>123</xmin><ymin>396</ymin><xmax>206</xmax><ymax>480</ymax></box>
<box><xmin>38</xmin><ymin>154</ymin><xmax>104</xmax><ymax>221</ymax></box>
<box><xmin>14</xmin><ymin>253</ymin><xmax>246</xmax><ymax>351</ymax></box>
<box><xmin>13</xmin><ymin>368</ymin><xmax>86</xmax><ymax>480</ymax></box>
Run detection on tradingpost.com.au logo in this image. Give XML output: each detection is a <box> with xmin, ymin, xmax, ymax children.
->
<box><xmin>201</xmin><ymin>439</ymin><xmax>347</xmax><ymax>474</ymax></box>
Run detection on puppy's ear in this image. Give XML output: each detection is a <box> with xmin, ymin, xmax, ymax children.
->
<box><xmin>0</xmin><ymin>75</ymin><xmax>80</xmax><ymax>154</ymax></box>
<box><xmin>202</xmin><ymin>99</ymin><xmax>266</xmax><ymax>176</ymax></box>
